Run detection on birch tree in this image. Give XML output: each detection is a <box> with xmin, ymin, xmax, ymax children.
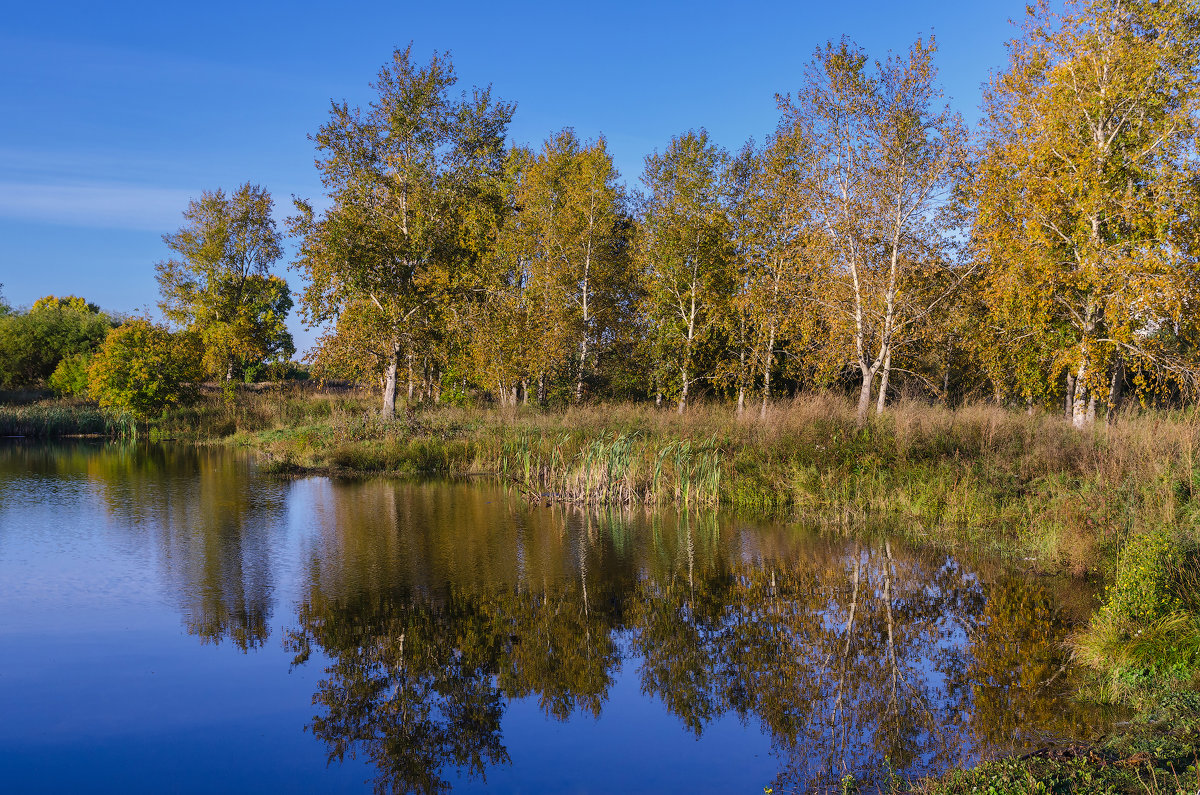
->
<box><xmin>156</xmin><ymin>183</ymin><xmax>292</xmax><ymax>382</ymax></box>
<box><xmin>636</xmin><ymin>131</ymin><xmax>735</xmax><ymax>413</ymax></box>
<box><xmin>292</xmin><ymin>45</ymin><xmax>513</xmax><ymax>416</ymax></box>
<box><xmin>727</xmin><ymin>139</ymin><xmax>820</xmax><ymax>416</ymax></box>
<box><xmin>778</xmin><ymin>38</ymin><xmax>969</xmax><ymax>426</ymax></box>
<box><xmin>973</xmin><ymin>0</ymin><xmax>1200</xmax><ymax>425</ymax></box>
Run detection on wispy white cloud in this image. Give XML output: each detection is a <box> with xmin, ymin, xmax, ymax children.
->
<box><xmin>0</xmin><ymin>181</ymin><xmax>194</xmax><ymax>231</ymax></box>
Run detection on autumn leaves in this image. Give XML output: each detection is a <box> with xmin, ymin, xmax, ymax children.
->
<box><xmin>293</xmin><ymin>1</ymin><xmax>1200</xmax><ymax>423</ymax></box>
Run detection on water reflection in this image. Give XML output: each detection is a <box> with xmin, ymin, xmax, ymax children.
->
<box><xmin>0</xmin><ymin>442</ymin><xmax>285</xmax><ymax>650</ymax></box>
<box><xmin>284</xmin><ymin>480</ymin><xmax>1108</xmax><ymax>794</ymax></box>
<box><xmin>0</xmin><ymin>443</ymin><xmax>1111</xmax><ymax>794</ymax></box>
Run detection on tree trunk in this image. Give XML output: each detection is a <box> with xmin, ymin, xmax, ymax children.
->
<box><xmin>760</xmin><ymin>324</ymin><xmax>776</xmax><ymax>419</ymax></box>
<box><xmin>1107</xmin><ymin>358</ymin><xmax>1124</xmax><ymax>423</ymax></box>
<box><xmin>736</xmin><ymin>342</ymin><xmax>746</xmax><ymax>416</ymax></box>
<box><xmin>382</xmin><ymin>350</ymin><xmax>399</xmax><ymax>418</ymax></box>
<box><xmin>407</xmin><ymin>353</ymin><xmax>414</xmax><ymax>402</ymax></box>
<box><xmin>575</xmin><ymin>338</ymin><xmax>588</xmax><ymax>404</ymax></box>
<box><xmin>677</xmin><ymin>365</ymin><xmax>688</xmax><ymax>414</ymax></box>
<box><xmin>875</xmin><ymin>347</ymin><xmax>892</xmax><ymax>416</ymax></box>
<box><xmin>1072</xmin><ymin>356</ymin><xmax>1090</xmax><ymax>428</ymax></box>
<box><xmin>1065</xmin><ymin>373</ymin><xmax>1076</xmax><ymax>419</ymax></box>
<box><xmin>856</xmin><ymin>368</ymin><xmax>873</xmax><ymax>428</ymax></box>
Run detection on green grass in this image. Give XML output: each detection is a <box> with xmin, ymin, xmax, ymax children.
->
<box><xmin>918</xmin><ymin>690</ymin><xmax>1200</xmax><ymax>794</ymax></box>
<box><xmin>0</xmin><ymin>400</ymin><xmax>133</xmax><ymax>437</ymax></box>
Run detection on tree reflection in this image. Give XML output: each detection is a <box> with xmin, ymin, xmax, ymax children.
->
<box><xmin>0</xmin><ymin>441</ymin><xmax>284</xmax><ymax>651</ymax></box>
<box><xmin>283</xmin><ymin>487</ymin><xmax>1099</xmax><ymax>795</ymax></box>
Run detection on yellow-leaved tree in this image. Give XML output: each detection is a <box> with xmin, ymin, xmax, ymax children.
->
<box><xmin>292</xmin><ymin>46</ymin><xmax>513</xmax><ymax>417</ymax></box>
<box><xmin>777</xmin><ymin>37</ymin><xmax>970</xmax><ymax>426</ymax></box>
<box><xmin>973</xmin><ymin>0</ymin><xmax>1200</xmax><ymax>425</ymax></box>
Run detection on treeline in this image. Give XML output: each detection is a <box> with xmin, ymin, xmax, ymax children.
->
<box><xmin>290</xmin><ymin>0</ymin><xmax>1200</xmax><ymax>427</ymax></box>
<box><xmin>6</xmin><ymin>1</ymin><xmax>1197</xmax><ymax>429</ymax></box>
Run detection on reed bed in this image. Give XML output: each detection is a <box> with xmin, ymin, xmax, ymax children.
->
<box><xmin>494</xmin><ymin>431</ymin><xmax>722</xmax><ymax>507</ymax></box>
<box><xmin>0</xmin><ymin>401</ymin><xmax>133</xmax><ymax>437</ymax></box>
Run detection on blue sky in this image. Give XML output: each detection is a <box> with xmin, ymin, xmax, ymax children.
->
<box><xmin>1</xmin><ymin>0</ymin><xmax>1026</xmax><ymax>353</ymax></box>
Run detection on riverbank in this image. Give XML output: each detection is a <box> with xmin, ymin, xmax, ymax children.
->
<box><xmin>6</xmin><ymin>387</ymin><xmax>1199</xmax><ymax>790</ymax></box>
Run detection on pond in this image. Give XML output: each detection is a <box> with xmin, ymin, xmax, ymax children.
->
<box><xmin>0</xmin><ymin>442</ymin><xmax>1114</xmax><ymax>793</ymax></box>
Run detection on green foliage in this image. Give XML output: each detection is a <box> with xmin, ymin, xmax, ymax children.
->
<box><xmin>156</xmin><ymin>183</ymin><xmax>292</xmax><ymax>381</ymax></box>
<box><xmin>0</xmin><ymin>301</ymin><xmax>113</xmax><ymax>388</ymax></box>
<box><xmin>87</xmin><ymin>319</ymin><xmax>204</xmax><ymax>421</ymax></box>
<box><xmin>1103</xmin><ymin>531</ymin><xmax>1185</xmax><ymax>626</ymax></box>
<box><xmin>921</xmin><ymin>688</ymin><xmax>1200</xmax><ymax>795</ymax></box>
<box><xmin>0</xmin><ymin>401</ymin><xmax>132</xmax><ymax>437</ymax></box>
<box><xmin>48</xmin><ymin>353</ymin><xmax>92</xmax><ymax>396</ymax></box>
<box><xmin>31</xmin><ymin>294</ymin><xmax>101</xmax><ymax>313</ymax></box>
<box><xmin>292</xmin><ymin>45</ymin><xmax>514</xmax><ymax>416</ymax></box>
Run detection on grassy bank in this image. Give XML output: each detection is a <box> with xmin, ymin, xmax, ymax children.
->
<box><xmin>919</xmin><ymin>689</ymin><xmax>1200</xmax><ymax>794</ymax></box>
<box><xmin>173</xmin><ymin>389</ymin><xmax>1200</xmax><ymax>573</ymax></box>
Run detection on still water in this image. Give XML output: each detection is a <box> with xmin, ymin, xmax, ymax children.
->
<box><xmin>0</xmin><ymin>442</ymin><xmax>1112</xmax><ymax>794</ymax></box>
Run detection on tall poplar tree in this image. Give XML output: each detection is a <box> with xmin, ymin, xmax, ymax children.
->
<box><xmin>156</xmin><ymin>183</ymin><xmax>293</xmax><ymax>382</ymax></box>
<box><xmin>726</xmin><ymin>138</ymin><xmax>819</xmax><ymax>416</ymax></box>
<box><xmin>292</xmin><ymin>46</ymin><xmax>513</xmax><ymax>416</ymax></box>
<box><xmin>512</xmin><ymin>130</ymin><xmax>629</xmax><ymax>402</ymax></box>
<box><xmin>778</xmin><ymin>38</ymin><xmax>969</xmax><ymax>426</ymax></box>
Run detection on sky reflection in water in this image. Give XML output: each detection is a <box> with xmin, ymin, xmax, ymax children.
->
<box><xmin>0</xmin><ymin>442</ymin><xmax>1113</xmax><ymax>793</ymax></box>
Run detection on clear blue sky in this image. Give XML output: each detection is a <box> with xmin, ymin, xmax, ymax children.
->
<box><xmin>1</xmin><ymin>0</ymin><xmax>1026</xmax><ymax>353</ymax></box>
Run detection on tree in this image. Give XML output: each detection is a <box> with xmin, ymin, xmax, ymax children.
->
<box><xmin>726</xmin><ymin>139</ymin><xmax>820</xmax><ymax>416</ymax></box>
<box><xmin>87</xmin><ymin>319</ymin><xmax>203</xmax><ymax>421</ymax></box>
<box><xmin>778</xmin><ymin>37</ymin><xmax>969</xmax><ymax>425</ymax></box>
<box><xmin>0</xmin><ymin>297</ymin><xmax>113</xmax><ymax>388</ymax></box>
<box><xmin>31</xmin><ymin>295</ymin><xmax>101</xmax><ymax>313</ymax></box>
<box><xmin>293</xmin><ymin>45</ymin><xmax>514</xmax><ymax>417</ymax></box>
<box><xmin>470</xmin><ymin>132</ymin><xmax>632</xmax><ymax>405</ymax></box>
<box><xmin>156</xmin><ymin>183</ymin><xmax>292</xmax><ymax>382</ymax></box>
<box><xmin>636</xmin><ymin>130</ymin><xmax>735</xmax><ymax>413</ymax></box>
<box><xmin>527</xmin><ymin>131</ymin><xmax>629</xmax><ymax>402</ymax></box>
<box><xmin>973</xmin><ymin>0</ymin><xmax>1200</xmax><ymax>425</ymax></box>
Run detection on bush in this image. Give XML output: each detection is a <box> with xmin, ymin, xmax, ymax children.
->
<box><xmin>1102</xmin><ymin>530</ymin><xmax>1185</xmax><ymax>626</ymax></box>
<box><xmin>87</xmin><ymin>319</ymin><xmax>204</xmax><ymax>422</ymax></box>
<box><xmin>48</xmin><ymin>353</ymin><xmax>92</xmax><ymax>396</ymax></box>
<box><xmin>0</xmin><ymin>302</ymin><xmax>113</xmax><ymax>388</ymax></box>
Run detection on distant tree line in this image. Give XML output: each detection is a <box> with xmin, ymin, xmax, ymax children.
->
<box><xmin>0</xmin><ymin>185</ymin><xmax>297</xmax><ymax>420</ymax></box>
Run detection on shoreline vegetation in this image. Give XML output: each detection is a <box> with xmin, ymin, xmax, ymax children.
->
<box><xmin>4</xmin><ymin>387</ymin><xmax>1198</xmax><ymax>791</ymax></box>
<box><xmin>3</xmin><ymin>0</ymin><xmax>1199</xmax><ymax>787</ymax></box>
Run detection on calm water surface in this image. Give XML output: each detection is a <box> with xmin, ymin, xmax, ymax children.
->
<box><xmin>0</xmin><ymin>442</ymin><xmax>1113</xmax><ymax>793</ymax></box>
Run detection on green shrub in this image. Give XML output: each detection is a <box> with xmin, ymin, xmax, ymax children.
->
<box><xmin>87</xmin><ymin>319</ymin><xmax>204</xmax><ymax>422</ymax></box>
<box><xmin>1102</xmin><ymin>530</ymin><xmax>1184</xmax><ymax>625</ymax></box>
<box><xmin>48</xmin><ymin>353</ymin><xmax>92</xmax><ymax>396</ymax></box>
